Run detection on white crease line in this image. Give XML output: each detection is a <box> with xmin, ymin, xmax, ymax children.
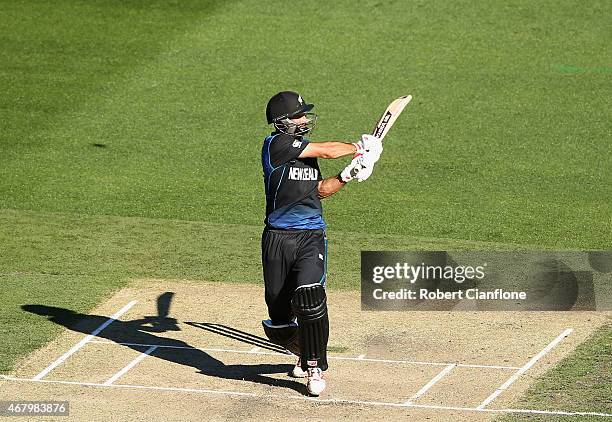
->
<box><xmin>1</xmin><ymin>375</ymin><xmax>254</xmax><ymax>398</ymax></box>
<box><xmin>87</xmin><ymin>340</ymin><xmax>519</xmax><ymax>370</ymax></box>
<box><xmin>356</xmin><ymin>354</ymin><xmax>366</xmax><ymax>360</ymax></box>
<box><xmin>404</xmin><ymin>364</ymin><xmax>455</xmax><ymax>405</ymax></box>
<box><xmin>104</xmin><ymin>346</ymin><xmax>157</xmax><ymax>386</ymax></box>
<box><xmin>291</xmin><ymin>394</ymin><xmax>612</xmax><ymax>417</ymax></box>
<box><xmin>90</xmin><ymin>341</ymin><xmax>290</xmax><ymax>356</ymax></box>
<box><xmin>249</xmin><ymin>347</ymin><xmax>261</xmax><ymax>353</ymax></box>
<box><xmin>326</xmin><ymin>355</ymin><xmax>515</xmax><ymax>370</ymax></box>
<box><xmin>477</xmin><ymin>328</ymin><xmax>574</xmax><ymax>409</ymax></box>
<box><xmin>1</xmin><ymin>375</ymin><xmax>610</xmax><ymax>418</ymax></box>
<box><xmin>33</xmin><ymin>301</ymin><xmax>138</xmax><ymax>381</ymax></box>
<box><xmin>90</xmin><ymin>340</ymin><xmax>201</xmax><ymax>350</ymax></box>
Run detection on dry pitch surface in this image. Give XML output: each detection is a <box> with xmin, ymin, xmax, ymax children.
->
<box><xmin>1</xmin><ymin>280</ymin><xmax>610</xmax><ymax>421</ymax></box>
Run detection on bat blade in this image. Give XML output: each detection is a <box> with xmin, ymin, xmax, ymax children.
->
<box><xmin>372</xmin><ymin>95</ymin><xmax>412</xmax><ymax>141</ymax></box>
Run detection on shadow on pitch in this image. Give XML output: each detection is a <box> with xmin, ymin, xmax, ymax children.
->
<box><xmin>21</xmin><ymin>294</ymin><xmax>303</xmax><ymax>393</ymax></box>
<box><xmin>185</xmin><ymin>322</ymin><xmax>289</xmax><ymax>354</ymax></box>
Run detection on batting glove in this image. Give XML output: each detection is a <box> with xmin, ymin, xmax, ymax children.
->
<box><xmin>353</xmin><ymin>134</ymin><xmax>383</xmax><ymax>163</ymax></box>
<box><xmin>340</xmin><ymin>156</ymin><xmax>373</xmax><ymax>183</ymax></box>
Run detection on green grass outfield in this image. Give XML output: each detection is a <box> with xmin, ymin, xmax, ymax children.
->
<box><xmin>0</xmin><ymin>0</ymin><xmax>610</xmax><ymax>416</ymax></box>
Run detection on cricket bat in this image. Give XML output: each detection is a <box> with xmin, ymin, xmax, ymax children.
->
<box><xmin>371</xmin><ymin>95</ymin><xmax>412</xmax><ymax>141</ymax></box>
<box><xmin>349</xmin><ymin>95</ymin><xmax>412</xmax><ymax>179</ymax></box>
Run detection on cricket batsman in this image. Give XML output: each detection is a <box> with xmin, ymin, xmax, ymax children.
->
<box><xmin>260</xmin><ymin>91</ymin><xmax>382</xmax><ymax>395</ymax></box>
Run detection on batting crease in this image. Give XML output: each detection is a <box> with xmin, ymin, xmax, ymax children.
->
<box><xmin>1</xmin><ymin>375</ymin><xmax>610</xmax><ymax>418</ymax></box>
<box><xmin>87</xmin><ymin>340</ymin><xmax>520</xmax><ymax>370</ymax></box>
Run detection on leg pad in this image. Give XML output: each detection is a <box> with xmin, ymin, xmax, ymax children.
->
<box><xmin>292</xmin><ymin>283</ymin><xmax>329</xmax><ymax>371</ymax></box>
<box><xmin>262</xmin><ymin>320</ymin><xmax>300</xmax><ymax>355</ymax></box>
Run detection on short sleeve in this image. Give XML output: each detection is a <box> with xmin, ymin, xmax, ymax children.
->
<box><xmin>269</xmin><ymin>134</ymin><xmax>309</xmax><ymax>168</ymax></box>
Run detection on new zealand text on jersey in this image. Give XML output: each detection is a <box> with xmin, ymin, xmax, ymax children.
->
<box><xmin>288</xmin><ymin>167</ymin><xmax>319</xmax><ymax>181</ymax></box>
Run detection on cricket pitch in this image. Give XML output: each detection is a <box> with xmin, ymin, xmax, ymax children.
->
<box><xmin>1</xmin><ymin>280</ymin><xmax>610</xmax><ymax>421</ymax></box>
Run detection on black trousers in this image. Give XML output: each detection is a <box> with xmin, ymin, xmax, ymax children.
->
<box><xmin>261</xmin><ymin>228</ymin><xmax>327</xmax><ymax>323</ymax></box>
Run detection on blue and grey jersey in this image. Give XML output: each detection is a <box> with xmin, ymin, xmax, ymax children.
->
<box><xmin>261</xmin><ymin>132</ymin><xmax>326</xmax><ymax>230</ymax></box>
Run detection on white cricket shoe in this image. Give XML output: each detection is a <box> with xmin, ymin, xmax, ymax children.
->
<box><xmin>306</xmin><ymin>368</ymin><xmax>326</xmax><ymax>396</ymax></box>
<box><xmin>290</xmin><ymin>358</ymin><xmax>307</xmax><ymax>378</ymax></box>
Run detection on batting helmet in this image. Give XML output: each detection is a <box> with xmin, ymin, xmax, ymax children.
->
<box><xmin>266</xmin><ymin>91</ymin><xmax>317</xmax><ymax>135</ymax></box>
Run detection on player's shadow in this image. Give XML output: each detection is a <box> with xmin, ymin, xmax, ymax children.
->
<box><xmin>21</xmin><ymin>304</ymin><xmax>303</xmax><ymax>393</ymax></box>
<box><xmin>185</xmin><ymin>322</ymin><xmax>289</xmax><ymax>354</ymax></box>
